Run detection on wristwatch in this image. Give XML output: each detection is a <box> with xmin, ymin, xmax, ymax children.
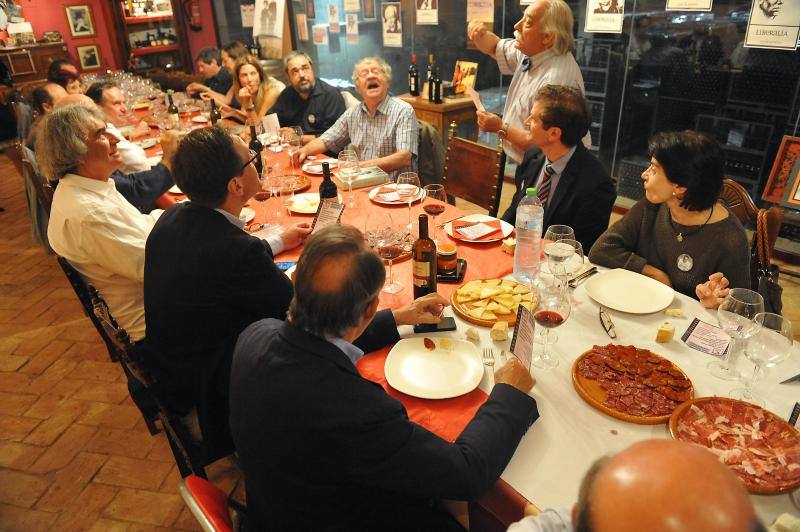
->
<box><xmin>498</xmin><ymin>122</ymin><xmax>509</xmax><ymax>140</ymax></box>
<box><xmin>245</xmin><ymin>105</ymin><xmax>256</xmax><ymax>112</ymax></box>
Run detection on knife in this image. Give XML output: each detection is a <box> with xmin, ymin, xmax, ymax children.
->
<box><xmin>780</xmin><ymin>373</ymin><xmax>800</xmax><ymax>384</ymax></box>
<box><xmin>437</xmin><ymin>214</ymin><xmax>468</xmax><ymax>228</ymax></box>
<box><xmin>569</xmin><ymin>266</ymin><xmax>598</xmax><ymax>288</ymax></box>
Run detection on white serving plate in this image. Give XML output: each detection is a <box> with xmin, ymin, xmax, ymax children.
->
<box><xmin>137</xmin><ymin>137</ymin><xmax>158</xmax><ymax>149</ymax></box>
<box><xmin>583</xmin><ymin>268</ymin><xmax>675</xmax><ymax>314</ymax></box>
<box><xmin>444</xmin><ymin>214</ymin><xmax>513</xmax><ymax>243</ymax></box>
<box><xmin>368</xmin><ymin>183</ymin><xmax>423</xmax><ymax>205</ymax></box>
<box><xmin>384</xmin><ymin>337</ymin><xmax>483</xmax><ymax>399</ymax></box>
<box><xmin>302</xmin><ymin>159</ymin><xmax>338</xmax><ymax>175</ymax></box>
<box><xmin>288</xmin><ymin>193</ymin><xmax>341</xmax><ymax>214</ymax></box>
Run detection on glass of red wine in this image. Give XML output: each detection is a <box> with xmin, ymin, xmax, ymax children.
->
<box><xmin>532</xmin><ymin>275</ymin><xmax>571</xmax><ymax>369</ymax></box>
<box><xmin>365</xmin><ymin>213</ymin><xmax>404</xmax><ymax>294</ymax></box>
<box><xmin>422</xmin><ymin>184</ymin><xmax>447</xmax><ymax>244</ymax></box>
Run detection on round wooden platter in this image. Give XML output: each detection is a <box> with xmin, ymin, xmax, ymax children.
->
<box><xmin>451</xmin><ymin>278</ymin><xmax>538</xmax><ymax>328</ymax></box>
<box><xmin>571</xmin><ymin>348</ymin><xmax>694</xmax><ymax>425</ymax></box>
<box><xmin>280</xmin><ymin>174</ymin><xmax>311</xmax><ymax>195</ymax></box>
<box><xmin>669</xmin><ymin>397</ymin><xmax>800</xmax><ymax>495</ymax></box>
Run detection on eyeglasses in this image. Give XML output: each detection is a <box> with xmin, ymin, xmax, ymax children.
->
<box><xmin>599</xmin><ymin>306</ymin><xmax>617</xmax><ymax>339</ymax></box>
<box><xmin>240</xmin><ymin>149</ymin><xmax>259</xmax><ymax>174</ymax></box>
<box><xmin>356</xmin><ymin>67</ymin><xmax>383</xmax><ymax>79</ymax></box>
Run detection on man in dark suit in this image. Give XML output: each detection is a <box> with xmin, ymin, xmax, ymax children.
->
<box><xmin>230</xmin><ymin>224</ymin><xmax>539</xmax><ymax>531</ymax></box>
<box><xmin>501</xmin><ymin>85</ymin><xmax>616</xmax><ymax>252</ymax></box>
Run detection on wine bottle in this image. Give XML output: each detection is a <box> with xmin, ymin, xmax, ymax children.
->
<box><xmin>412</xmin><ymin>214</ymin><xmax>437</xmax><ymax>299</ymax></box>
<box><xmin>426</xmin><ymin>54</ymin><xmax>434</xmax><ymax>101</ymax></box>
<box><xmin>319</xmin><ymin>162</ymin><xmax>338</xmax><ymax>202</ymax></box>
<box><xmin>166</xmin><ymin>89</ymin><xmax>181</xmax><ymax>129</ymax></box>
<box><xmin>210</xmin><ymin>99</ymin><xmax>221</xmax><ymax>125</ymax></box>
<box><xmin>248</xmin><ymin>123</ymin><xmax>263</xmax><ymax>175</ymax></box>
<box><xmin>408</xmin><ymin>54</ymin><xmax>420</xmax><ymax>96</ymax></box>
<box><xmin>432</xmin><ymin>66</ymin><xmax>442</xmax><ymax>104</ymax></box>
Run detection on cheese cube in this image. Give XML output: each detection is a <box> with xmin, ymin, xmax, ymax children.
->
<box><xmin>664</xmin><ymin>308</ymin><xmax>684</xmax><ymax>318</ymax></box>
<box><xmin>490</xmin><ymin>321</ymin><xmax>509</xmax><ymax>341</ymax></box>
<box><xmin>465</xmin><ymin>327</ymin><xmax>480</xmax><ymax>341</ymax></box>
<box><xmin>501</xmin><ymin>237</ymin><xmax>516</xmax><ymax>255</ymax></box>
<box><xmin>655</xmin><ymin>321</ymin><xmax>675</xmax><ymax>343</ymax></box>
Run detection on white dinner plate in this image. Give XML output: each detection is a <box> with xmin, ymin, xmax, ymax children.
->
<box><xmin>384</xmin><ymin>337</ymin><xmax>483</xmax><ymax>399</ymax></box>
<box><xmin>444</xmin><ymin>214</ymin><xmax>513</xmax><ymax>243</ymax></box>
<box><xmin>191</xmin><ymin>115</ymin><xmax>209</xmax><ymax>123</ymax></box>
<box><xmin>287</xmin><ymin>193</ymin><xmax>342</xmax><ymax>214</ymax></box>
<box><xmin>239</xmin><ymin>207</ymin><xmax>256</xmax><ymax>223</ymax></box>
<box><xmin>368</xmin><ymin>183</ymin><xmax>423</xmax><ymax>205</ymax></box>
<box><xmin>583</xmin><ymin>268</ymin><xmax>675</xmax><ymax>314</ymax></box>
<box><xmin>302</xmin><ymin>159</ymin><xmax>338</xmax><ymax>175</ymax></box>
<box><xmin>137</xmin><ymin>137</ymin><xmax>158</xmax><ymax>149</ymax></box>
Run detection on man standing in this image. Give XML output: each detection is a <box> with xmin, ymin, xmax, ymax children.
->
<box><xmin>468</xmin><ymin>0</ymin><xmax>585</xmax><ymax>164</ymax></box>
<box><xmin>185</xmin><ymin>47</ymin><xmax>233</xmax><ymax>99</ymax></box>
<box><xmin>297</xmin><ymin>57</ymin><xmax>418</xmax><ymax>179</ymax></box>
<box><xmin>230</xmin><ymin>224</ymin><xmax>538</xmax><ymax>530</ymax></box>
<box><xmin>501</xmin><ymin>85</ymin><xmax>615</xmax><ymax>251</ymax></box>
<box><xmin>270</xmin><ymin>51</ymin><xmax>346</xmax><ymax>142</ymax></box>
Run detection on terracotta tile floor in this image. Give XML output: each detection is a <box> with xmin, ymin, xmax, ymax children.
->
<box><xmin>1</xmin><ymin>153</ymin><xmax>799</xmax><ymax>530</ymax></box>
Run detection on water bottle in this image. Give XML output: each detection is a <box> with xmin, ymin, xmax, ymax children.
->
<box><xmin>513</xmin><ymin>187</ymin><xmax>543</xmax><ymax>283</ymax></box>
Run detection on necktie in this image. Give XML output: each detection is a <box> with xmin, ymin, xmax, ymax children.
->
<box><xmin>520</xmin><ymin>57</ymin><xmax>532</xmax><ymax>72</ymax></box>
<box><xmin>538</xmin><ymin>163</ymin><xmax>554</xmax><ymax>204</ymax></box>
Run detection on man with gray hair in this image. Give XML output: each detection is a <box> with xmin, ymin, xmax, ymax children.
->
<box><xmin>468</xmin><ymin>0</ymin><xmax>586</xmax><ymax>163</ymax></box>
<box><xmin>86</xmin><ymin>81</ymin><xmax>150</xmax><ymax>173</ymax></box>
<box><xmin>230</xmin><ymin>224</ymin><xmax>538</xmax><ymax>530</ymax></box>
<box><xmin>296</xmin><ymin>56</ymin><xmax>418</xmax><ymax>179</ymax></box>
<box><xmin>270</xmin><ymin>51</ymin><xmax>346</xmax><ymax>142</ymax></box>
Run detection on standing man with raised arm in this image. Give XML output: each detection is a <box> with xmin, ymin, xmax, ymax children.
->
<box><xmin>467</xmin><ymin>0</ymin><xmax>586</xmax><ymax>164</ymax></box>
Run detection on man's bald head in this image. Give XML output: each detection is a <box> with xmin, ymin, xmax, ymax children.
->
<box><xmin>54</xmin><ymin>93</ymin><xmax>95</xmax><ymax>109</ymax></box>
<box><xmin>576</xmin><ymin>440</ymin><xmax>759</xmax><ymax>532</ymax></box>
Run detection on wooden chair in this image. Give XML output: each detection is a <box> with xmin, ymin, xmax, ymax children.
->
<box><xmin>442</xmin><ymin>121</ymin><xmax>506</xmax><ymax>217</ymax></box>
<box><xmin>20</xmin><ymin>144</ymin><xmax>54</xmax><ymax>216</ymax></box>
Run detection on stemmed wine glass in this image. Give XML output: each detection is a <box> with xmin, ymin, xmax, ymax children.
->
<box><xmin>262</xmin><ymin>161</ymin><xmax>283</xmax><ymax>218</ymax></box>
<box><xmin>422</xmin><ymin>184</ymin><xmax>447</xmax><ymax>244</ymax></box>
<box><xmin>365</xmin><ymin>212</ymin><xmax>404</xmax><ymax>294</ymax></box>
<box><xmin>532</xmin><ymin>274</ymin><xmax>571</xmax><ymax>369</ymax></box>
<box><xmin>338</xmin><ymin>149</ymin><xmax>360</xmax><ymax>209</ymax></box>
<box><xmin>729</xmin><ymin>313</ymin><xmax>793</xmax><ymax>406</ymax></box>
<box><xmin>396</xmin><ymin>172</ymin><xmax>421</xmax><ymax>231</ymax></box>
<box><xmin>544</xmin><ymin>225</ymin><xmax>575</xmax><ymax>243</ymax></box>
<box><xmin>709</xmin><ymin>288</ymin><xmax>765</xmax><ymax>380</ymax></box>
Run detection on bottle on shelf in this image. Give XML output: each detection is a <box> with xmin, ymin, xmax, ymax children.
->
<box><xmin>166</xmin><ymin>89</ymin><xmax>181</xmax><ymax>130</ymax></box>
<box><xmin>513</xmin><ymin>187</ymin><xmax>544</xmax><ymax>283</ymax></box>
<box><xmin>412</xmin><ymin>214</ymin><xmax>437</xmax><ymax>299</ymax></box>
<box><xmin>210</xmin><ymin>99</ymin><xmax>221</xmax><ymax>125</ymax></box>
<box><xmin>248</xmin><ymin>123</ymin><xmax>263</xmax><ymax>175</ymax></box>
<box><xmin>148</xmin><ymin>32</ymin><xmax>158</xmax><ymax>47</ymax></box>
<box><xmin>319</xmin><ymin>162</ymin><xmax>339</xmax><ymax>202</ymax></box>
<box><xmin>431</xmin><ymin>66</ymin><xmax>442</xmax><ymax>104</ymax></box>
<box><xmin>408</xmin><ymin>54</ymin><xmax>420</xmax><ymax>97</ymax></box>
<box><xmin>426</xmin><ymin>54</ymin><xmax>435</xmax><ymax>101</ymax></box>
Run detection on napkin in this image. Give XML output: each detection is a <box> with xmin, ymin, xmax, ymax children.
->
<box><xmin>453</xmin><ymin>219</ymin><xmax>502</xmax><ymax>240</ymax></box>
<box><xmin>376</xmin><ymin>185</ymin><xmax>403</xmax><ymax>203</ymax></box>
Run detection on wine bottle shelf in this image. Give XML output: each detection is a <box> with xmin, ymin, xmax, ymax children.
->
<box><xmin>130</xmin><ymin>44</ymin><xmax>179</xmax><ymax>56</ymax></box>
<box><xmin>125</xmin><ymin>14</ymin><xmax>173</xmax><ymax>24</ymax></box>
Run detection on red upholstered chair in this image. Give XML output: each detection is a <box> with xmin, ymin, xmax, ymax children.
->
<box><xmin>179</xmin><ymin>475</ymin><xmax>234</xmax><ymax>532</ymax></box>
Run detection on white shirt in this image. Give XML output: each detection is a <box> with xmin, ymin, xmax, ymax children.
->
<box><xmin>106</xmin><ymin>122</ymin><xmax>150</xmax><ymax>174</ymax></box>
<box><xmin>507</xmin><ymin>508</ymin><xmax>573</xmax><ymax>532</ymax></box>
<box><xmin>495</xmin><ymin>41</ymin><xmax>587</xmax><ymax>163</ymax></box>
<box><xmin>47</xmin><ymin>173</ymin><xmax>161</xmax><ymax>341</ymax></box>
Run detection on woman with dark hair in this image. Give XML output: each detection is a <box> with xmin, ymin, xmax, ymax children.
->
<box><xmin>589</xmin><ymin>130</ymin><xmax>750</xmax><ymax>308</ymax></box>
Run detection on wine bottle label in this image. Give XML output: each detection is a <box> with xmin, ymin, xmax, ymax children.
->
<box><xmin>409</xmin><ymin>77</ymin><xmax>416</xmax><ymax>92</ymax></box>
<box><xmin>168</xmin><ymin>113</ymin><xmax>180</xmax><ymax>129</ymax></box>
<box><xmin>412</xmin><ymin>260</ymin><xmax>431</xmax><ymax>287</ymax></box>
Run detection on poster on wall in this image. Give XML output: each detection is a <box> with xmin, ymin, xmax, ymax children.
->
<box><xmin>241</xmin><ymin>4</ymin><xmax>255</xmax><ymax>27</ymax></box>
<box><xmin>346</xmin><ymin>14</ymin><xmax>359</xmax><ymax>43</ymax></box>
<box><xmin>253</xmin><ymin>0</ymin><xmax>285</xmax><ymax>39</ymax></box>
<box><xmin>297</xmin><ymin>13</ymin><xmax>309</xmax><ymax>41</ymax></box>
<box><xmin>416</xmin><ymin>0</ymin><xmax>438</xmax><ymax>25</ymax></box>
<box><xmin>312</xmin><ymin>24</ymin><xmax>329</xmax><ymax>45</ymax></box>
<box><xmin>344</xmin><ymin>0</ymin><xmax>360</xmax><ymax>12</ymax></box>
<box><xmin>466</xmin><ymin>0</ymin><xmax>493</xmax><ymax>28</ymax></box>
<box><xmin>382</xmin><ymin>2</ymin><xmax>402</xmax><ymax>47</ymax></box>
<box><xmin>306</xmin><ymin>0</ymin><xmax>316</xmax><ymax>18</ymax></box>
<box><xmin>328</xmin><ymin>3</ymin><xmax>340</xmax><ymax>33</ymax></box>
<box><xmin>665</xmin><ymin>0</ymin><xmax>712</xmax><ymax>11</ymax></box>
<box><xmin>745</xmin><ymin>0</ymin><xmax>799</xmax><ymax>50</ymax></box>
<box><xmin>362</xmin><ymin>0</ymin><xmax>376</xmax><ymax>20</ymax></box>
<box><xmin>584</xmin><ymin>0</ymin><xmax>624</xmax><ymax>34</ymax></box>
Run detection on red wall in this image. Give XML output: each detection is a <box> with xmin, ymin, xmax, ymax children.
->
<box><xmin>184</xmin><ymin>0</ymin><xmax>219</xmax><ymax>67</ymax></box>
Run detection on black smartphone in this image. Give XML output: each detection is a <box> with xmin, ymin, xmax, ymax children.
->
<box><xmin>414</xmin><ymin>317</ymin><xmax>457</xmax><ymax>334</ymax></box>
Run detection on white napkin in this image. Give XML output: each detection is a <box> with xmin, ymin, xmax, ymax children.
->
<box><xmin>456</xmin><ymin>222</ymin><xmax>498</xmax><ymax>240</ymax></box>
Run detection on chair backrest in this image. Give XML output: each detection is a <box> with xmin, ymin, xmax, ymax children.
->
<box><xmin>718</xmin><ymin>178</ymin><xmax>758</xmax><ymax>228</ymax></box>
<box><xmin>341</xmin><ymin>89</ymin><xmax>360</xmax><ymax>109</ymax></box>
<box><xmin>179</xmin><ymin>476</ymin><xmax>234</xmax><ymax>532</ymax></box>
<box><xmin>416</xmin><ymin>119</ymin><xmax>445</xmax><ymax>188</ymax></box>
<box><xmin>442</xmin><ymin>121</ymin><xmax>506</xmax><ymax>217</ymax></box>
<box><xmin>20</xmin><ymin>145</ymin><xmax>54</xmax><ymax>216</ymax></box>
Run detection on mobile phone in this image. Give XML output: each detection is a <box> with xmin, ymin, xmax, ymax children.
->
<box><xmin>414</xmin><ymin>317</ymin><xmax>457</xmax><ymax>334</ymax></box>
<box><xmin>275</xmin><ymin>261</ymin><xmax>297</xmax><ymax>272</ymax></box>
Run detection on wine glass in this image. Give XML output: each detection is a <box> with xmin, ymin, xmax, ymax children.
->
<box><xmin>709</xmin><ymin>288</ymin><xmax>765</xmax><ymax>381</ymax></box>
<box><xmin>730</xmin><ymin>313</ymin><xmax>793</xmax><ymax>406</ymax></box>
<box><xmin>396</xmin><ymin>172</ymin><xmax>421</xmax><ymax>231</ymax></box>
<box><xmin>544</xmin><ymin>225</ymin><xmax>575</xmax><ymax>244</ymax></box>
<box><xmin>422</xmin><ymin>184</ymin><xmax>447</xmax><ymax>244</ymax></box>
<box><xmin>365</xmin><ymin>212</ymin><xmax>403</xmax><ymax>294</ymax></box>
<box><xmin>338</xmin><ymin>149</ymin><xmax>360</xmax><ymax>209</ymax></box>
<box><xmin>532</xmin><ymin>274</ymin><xmax>571</xmax><ymax>369</ymax></box>
<box><xmin>262</xmin><ymin>161</ymin><xmax>283</xmax><ymax>218</ymax></box>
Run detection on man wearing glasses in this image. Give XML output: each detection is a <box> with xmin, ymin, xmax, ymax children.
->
<box><xmin>296</xmin><ymin>56</ymin><xmax>418</xmax><ymax>180</ymax></box>
<box><xmin>143</xmin><ymin>126</ymin><xmax>310</xmax><ymax>458</ymax></box>
<box><xmin>270</xmin><ymin>52</ymin><xmax>346</xmax><ymax>143</ymax></box>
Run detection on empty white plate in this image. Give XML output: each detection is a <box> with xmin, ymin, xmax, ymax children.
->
<box><xmin>384</xmin><ymin>337</ymin><xmax>483</xmax><ymax>399</ymax></box>
<box><xmin>584</xmin><ymin>268</ymin><xmax>675</xmax><ymax>314</ymax></box>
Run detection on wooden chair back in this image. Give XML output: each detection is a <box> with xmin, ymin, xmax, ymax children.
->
<box><xmin>718</xmin><ymin>178</ymin><xmax>783</xmax><ymax>255</ymax></box>
<box><xmin>20</xmin><ymin>145</ymin><xmax>54</xmax><ymax>216</ymax></box>
<box><xmin>442</xmin><ymin>121</ymin><xmax>506</xmax><ymax>217</ymax></box>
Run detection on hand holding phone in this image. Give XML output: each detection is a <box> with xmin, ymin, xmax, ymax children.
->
<box><xmin>414</xmin><ymin>317</ymin><xmax>457</xmax><ymax>334</ymax></box>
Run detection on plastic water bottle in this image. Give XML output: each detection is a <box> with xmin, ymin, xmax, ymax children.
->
<box><xmin>513</xmin><ymin>187</ymin><xmax>543</xmax><ymax>283</ymax></box>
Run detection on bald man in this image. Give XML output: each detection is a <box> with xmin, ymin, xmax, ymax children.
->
<box><xmin>508</xmin><ymin>439</ymin><xmax>762</xmax><ymax>532</ymax></box>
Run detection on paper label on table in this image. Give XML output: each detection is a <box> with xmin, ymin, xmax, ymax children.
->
<box><xmin>510</xmin><ymin>305</ymin><xmax>535</xmax><ymax>370</ymax></box>
<box><xmin>261</xmin><ymin>113</ymin><xmax>280</xmax><ymax>136</ymax></box>
<box><xmin>681</xmin><ymin>318</ymin><xmax>731</xmax><ymax>358</ymax></box>
<box><xmin>456</xmin><ymin>222</ymin><xmax>499</xmax><ymax>240</ymax></box>
<box><xmin>379</xmin><ymin>191</ymin><xmax>402</xmax><ymax>202</ymax></box>
<box><xmin>249</xmin><ymin>223</ymin><xmax>284</xmax><ymax>241</ymax></box>
<box><xmin>311</xmin><ymin>200</ymin><xmax>345</xmax><ymax>234</ymax></box>
<box><xmin>789</xmin><ymin>402</ymin><xmax>800</xmax><ymax>427</ymax></box>
<box><xmin>465</xmin><ymin>85</ymin><xmax>485</xmax><ymax>112</ymax></box>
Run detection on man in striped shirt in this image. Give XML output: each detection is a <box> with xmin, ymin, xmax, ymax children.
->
<box><xmin>297</xmin><ymin>57</ymin><xmax>418</xmax><ymax>180</ymax></box>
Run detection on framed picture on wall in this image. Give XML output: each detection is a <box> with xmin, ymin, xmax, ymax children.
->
<box><xmin>76</xmin><ymin>44</ymin><xmax>101</xmax><ymax>70</ymax></box>
<box><xmin>762</xmin><ymin>135</ymin><xmax>800</xmax><ymax>203</ymax></box>
<box><xmin>362</xmin><ymin>0</ymin><xmax>376</xmax><ymax>20</ymax></box>
<box><xmin>306</xmin><ymin>0</ymin><xmax>315</xmax><ymax>19</ymax></box>
<box><xmin>780</xmin><ymin>158</ymin><xmax>800</xmax><ymax>210</ymax></box>
<box><xmin>64</xmin><ymin>5</ymin><xmax>96</xmax><ymax>38</ymax></box>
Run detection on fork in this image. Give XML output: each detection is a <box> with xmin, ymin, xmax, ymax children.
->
<box><xmin>482</xmin><ymin>347</ymin><xmax>495</xmax><ymax>366</ymax></box>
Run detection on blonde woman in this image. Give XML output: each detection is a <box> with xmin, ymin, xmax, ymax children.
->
<box><xmin>233</xmin><ymin>56</ymin><xmax>285</xmax><ymax>123</ymax></box>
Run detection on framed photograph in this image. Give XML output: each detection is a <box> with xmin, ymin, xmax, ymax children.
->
<box><xmin>779</xmin><ymin>158</ymin><xmax>800</xmax><ymax>210</ymax></box>
<box><xmin>362</xmin><ymin>0</ymin><xmax>375</xmax><ymax>20</ymax></box>
<box><xmin>306</xmin><ymin>0</ymin><xmax>315</xmax><ymax>19</ymax></box>
<box><xmin>64</xmin><ymin>5</ymin><xmax>96</xmax><ymax>38</ymax></box>
<box><xmin>762</xmin><ymin>135</ymin><xmax>800</xmax><ymax>203</ymax></box>
<box><xmin>76</xmin><ymin>44</ymin><xmax>101</xmax><ymax>70</ymax></box>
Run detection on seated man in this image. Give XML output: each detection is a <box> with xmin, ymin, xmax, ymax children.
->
<box><xmin>508</xmin><ymin>439</ymin><xmax>762</xmax><ymax>532</ymax></box>
<box><xmin>86</xmin><ymin>82</ymin><xmax>151</xmax><ymax>173</ymax></box>
<box><xmin>26</xmin><ymin>82</ymin><xmax>67</xmax><ymax>150</ymax></box>
<box><xmin>270</xmin><ymin>51</ymin><xmax>346</xmax><ymax>143</ymax></box>
<box><xmin>185</xmin><ymin>47</ymin><xmax>232</xmax><ymax>100</ymax></box>
<box><xmin>501</xmin><ymin>85</ymin><xmax>616</xmax><ymax>251</ymax></box>
<box><xmin>230</xmin><ymin>224</ymin><xmax>538</xmax><ymax>530</ymax></box>
<box><xmin>297</xmin><ymin>57</ymin><xmax>418</xmax><ymax>180</ymax></box>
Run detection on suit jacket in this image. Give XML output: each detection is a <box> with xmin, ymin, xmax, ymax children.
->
<box><xmin>112</xmin><ymin>163</ymin><xmax>173</xmax><ymax>214</ymax></box>
<box><xmin>230</xmin><ymin>317</ymin><xmax>539</xmax><ymax>531</ymax></box>
<box><xmin>502</xmin><ymin>143</ymin><xmax>616</xmax><ymax>252</ymax></box>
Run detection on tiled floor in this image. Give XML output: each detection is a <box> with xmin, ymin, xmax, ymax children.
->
<box><xmin>1</xmin><ymin>154</ymin><xmax>799</xmax><ymax>531</ymax></box>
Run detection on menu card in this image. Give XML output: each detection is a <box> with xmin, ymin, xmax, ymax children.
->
<box><xmin>510</xmin><ymin>305</ymin><xmax>535</xmax><ymax>370</ymax></box>
<box><xmin>311</xmin><ymin>201</ymin><xmax>345</xmax><ymax>234</ymax></box>
<box><xmin>680</xmin><ymin>318</ymin><xmax>731</xmax><ymax>358</ymax></box>
<box><xmin>454</xmin><ymin>221</ymin><xmax>500</xmax><ymax>240</ymax></box>
<box><xmin>249</xmin><ymin>223</ymin><xmax>285</xmax><ymax>241</ymax></box>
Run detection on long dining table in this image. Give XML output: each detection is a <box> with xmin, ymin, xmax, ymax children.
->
<box><xmin>141</xmin><ymin>121</ymin><xmax>800</xmax><ymax>529</ymax></box>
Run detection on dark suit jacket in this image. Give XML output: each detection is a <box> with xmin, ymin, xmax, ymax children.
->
<box><xmin>230</xmin><ymin>317</ymin><xmax>539</xmax><ymax>531</ymax></box>
<box><xmin>112</xmin><ymin>163</ymin><xmax>173</xmax><ymax>214</ymax></box>
<box><xmin>501</xmin><ymin>144</ymin><xmax>616</xmax><ymax>252</ymax></box>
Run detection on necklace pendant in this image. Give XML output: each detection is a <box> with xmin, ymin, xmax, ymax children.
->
<box><xmin>677</xmin><ymin>233</ymin><xmax>683</xmax><ymax>243</ymax></box>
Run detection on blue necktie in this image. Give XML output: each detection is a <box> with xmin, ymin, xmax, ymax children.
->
<box><xmin>521</xmin><ymin>57</ymin><xmax>532</xmax><ymax>72</ymax></box>
<box><xmin>538</xmin><ymin>163</ymin><xmax>554</xmax><ymax>204</ymax></box>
